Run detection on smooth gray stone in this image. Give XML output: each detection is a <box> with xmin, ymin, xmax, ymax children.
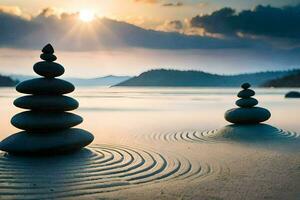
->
<box><xmin>236</xmin><ymin>98</ymin><xmax>258</xmax><ymax>108</ymax></box>
<box><xmin>237</xmin><ymin>89</ymin><xmax>255</xmax><ymax>98</ymax></box>
<box><xmin>11</xmin><ymin>111</ymin><xmax>83</xmax><ymax>131</ymax></box>
<box><xmin>40</xmin><ymin>53</ymin><xmax>57</xmax><ymax>62</ymax></box>
<box><xmin>0</xmin><ymin>128</ymin><xmax>94</xmax><ymax>155</ymax></box>
<box><xmin>14</xmin><ymin>95</ymin><xmax>79</xmax><ymax>111</ymax></box>
<box><xmin>42</xmin><ymin>44</ymin><xmax>54</xmax><ymax>54</ymax></box>
<box><xmin>285</xmin><ymin>91</ymin><xmax>300</xmax><ymax>98</ymax></box>
<box><xmin>241</xmin><ymin>83</ymin><xmax>251</xmax><ymax>89</ymax></box>
<box><xmin>16</xmin><ymin>78</ymin><xmax>75</xmax><ymax>95</ymax></box>
<box><xmin>33</xmin><ymin>61</ymin><xmax>64</xmax><ymax>78</ymax></box>
<box><xmin>225</xmin><ymin>107</ymin><xmax>271</xmax><ymax>124</ymax></box>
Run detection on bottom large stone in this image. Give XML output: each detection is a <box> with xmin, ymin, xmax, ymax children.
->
<box><xmin>0</xmin><ymin>128</ymin><xmax>94</xmax><ymax>155</ymax></box>
<box><xmin>225</xmin><ymin>107</ymin><xmax>271</xmax><ymax>124</ymax></box>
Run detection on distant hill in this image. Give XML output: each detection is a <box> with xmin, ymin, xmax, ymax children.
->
<box><xmin>0</xmin><ymin>75</ymin><xmax>17</xmax><ymax>87</ymax></box>
<box><xmin>10</xmin><ymin>75</ymin><xmax>131</xmax><ymax>87</ymax></box>
<box><xmin>114</xmin><ymin>69</ymin><xmax>300</xmax><ymax>87</ymax></box>
<box><xmin>10</xmin><ymin>75</ymin><xmax>33</xmax><ymax>82</ymax></box>
<box><xmin>262</xmin><ymin>72</ymin><xmax>300</xmax><ymax>87</ymax></box>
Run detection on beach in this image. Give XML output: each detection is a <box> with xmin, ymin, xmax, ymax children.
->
<box><xmin>0</xmin><ymin>87</ymin><xmax>299</xmax><ymax>199</ymax></box>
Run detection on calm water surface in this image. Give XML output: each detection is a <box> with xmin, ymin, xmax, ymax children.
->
<box><xmin>0</xmin><ymin>87</ymin><xmax>299</xmax><ymax>144</ymax></box>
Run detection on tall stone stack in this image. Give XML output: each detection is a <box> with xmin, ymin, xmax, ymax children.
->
<box><xmin>0</xmin><ymin>44</ymin><xmax>94</xmax><ymax>155</ymax></box>
<box><xmin>225</xmin><ymin>83</ymin><xmax>271</xmax><ymax>124</ymax></box>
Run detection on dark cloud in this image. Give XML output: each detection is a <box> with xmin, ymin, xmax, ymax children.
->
<box><xmin>162</xmin><ymin>20</ymin><xmax>183</xmax><ymax>30</ymax></box>
<box><xmin>168</xmin><ymin>20</ymin><xmax>183</xmax><ymax>29</ymax></box>
<box><xmin>0</xmin><ymin>12</ymin><xmax>38</xmax><ymax>47</ymax></box>
<box><xmin>190</xmin><ymin>4</ymin><xmax>300</xmax><ymax>41</ymax></box>
<box><xmin>0</xmin><ymin>9</ymin><xmax>253</xmax><ymax>51</ymax></box>
<box><xmin>162</xmin><ymin>2</ymin><xmax>183</xmax><ymax>7</ymax></box>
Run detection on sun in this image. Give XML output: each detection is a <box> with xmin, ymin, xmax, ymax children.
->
<box><xmin>79</xmin><ymin>10</ymin><xmax>95</xmax><ymax>22</ymax></box>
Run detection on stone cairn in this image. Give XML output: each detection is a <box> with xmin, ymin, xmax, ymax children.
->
<box><xmin>225</xmin><ymin>83</ymin><xmax>271</xmax><ymax>124</ymax></box>
<box><xmin>0</xmin><ymin>44</ymin><xmax>94</xmax><ymax>155</ymax></box>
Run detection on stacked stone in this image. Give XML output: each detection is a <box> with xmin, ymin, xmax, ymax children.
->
<box><xmin>0</xmin><ymin>44</ymin><xmax>94</xmax><ymax>155</ymax></box>
<box><xmin>225</xmin><ymin>83</ymin><xmax>271</xmax><ymax>124</ymax></box>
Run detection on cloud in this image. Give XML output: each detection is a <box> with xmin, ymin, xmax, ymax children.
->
<box><xmin>156</xmin><ymin>20</ymin><xmax>184</xmax><ymax>32</ymax></box>
<box><xmin>166</xmin><ymin>20</ymin><xmax>183</xmax><ymax>29</ymax></box>
<box><xmin>134</xmin><ymin>0</ymin><xmax>159</xmax><ymax>3</ymax></box>
<box><xmin>38</xmin><ymin>7</ymin><xmax>60</xmax><ymax>17</ymax></box>
<box><xmin>162</xmin><ymin>2</ymin><xmax>183</xmax><ymax>7</ymax></box>
<box><xmin>0</xmin><ymin>7</ymin><xmax>252</xmax><ymax>51</ymax></box>
<box><xmin>123</xmin><ymin>15</ymin><xmax>162</xmax><ymax>29</ymax></box>
<box><xmin>0</xmin><ymin>5</ymin><xmax>22</xmax><ymax>16</ymax></box>
<box><xmin>190</xmin><ymin>4</ymin><xmax>300</xmax><ymax>42</ymax></box>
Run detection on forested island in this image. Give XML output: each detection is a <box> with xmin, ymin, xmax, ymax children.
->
<box><xmin>263</xmin><ymin>72</ymin><xmax>300</xmax><ymax>87</ymax></box>
<box><xmin>0</xmin><ymin>75</ymin><xmax>17</xmax><ymax>87</ymax></box>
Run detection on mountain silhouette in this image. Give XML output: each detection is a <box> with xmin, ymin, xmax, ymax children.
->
<box><xmin>115</xmin><ymin>69</ymin><xmax>299</xmax><ymax>87</ymax></box>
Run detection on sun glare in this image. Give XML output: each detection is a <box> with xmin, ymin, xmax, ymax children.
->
<box><xmin>79</xmin><ymin>10</ymin><xmax>94</xmax><ymax>22</ymax></box>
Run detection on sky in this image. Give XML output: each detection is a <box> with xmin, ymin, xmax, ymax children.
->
<box><xmin>0</xmin><ymin>0</ymin><xmax>300</xmax><ymax>77</ymax></box>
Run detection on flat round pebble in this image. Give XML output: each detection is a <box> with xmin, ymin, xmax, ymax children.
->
<box><xmin>285</xmin><ymin>91</ymin><xmax>300</xmax><ymax>98</ymax></box>
<box><xmin>236</xmin><ymin>97</ymin><xmax>258</xmax><ymax>108</ymax></box>
<box><xmin>225</xmin><ymin>107</ymin><xmax>271</xmax><ymax>124</ymax></box>
<box><xmin>40</xmin><ymin>53</ymin><xmax>57</xmax><ymax>62</ymax></box>
<box><xmin>0</xmin><ymin>128</ymin><xmax>94</xmax><ymax>155</ymax></box>
<box><xmin>16</xmin><ymin>78</ymin><xmax>74</xmax><ymax>95</ymax></box>
<box><xmin>241</xmin><ymin>83</ymin><xmax>251</xmax><ymax>89</ymax></box>
<box><xmin>237</xmin><ymin>89</ymin><xmax>255</xmax><ymax>98</ymax></box>
<box><xmin>14</xmin><ymin>95</ymin><xmax>79</xmax><ymax>111</ymax></box>
<box><xmin>33</xmin><ymin>61</ymin><xmax>64</xmax><ymax>78</ymax></box>
<box><xmin>11</xmin><ymin>111</ymin><xmax>83</xmax><ymax>131</ymax></box>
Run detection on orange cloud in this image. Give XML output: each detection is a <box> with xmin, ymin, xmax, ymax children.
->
<box><xmin>0</xmin><ymin>5</ymin><xmax>22</xmax><ymax>16</ymax></box>
<box><xmin>134</xmin><ymin>0</ymin><xmax>160</xmax><ymax>3</ymax></box>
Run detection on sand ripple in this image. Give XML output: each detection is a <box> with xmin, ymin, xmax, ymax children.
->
<box><xmin>275</xmin><ymin>129</ymin><xmax>300</xmax><ymax>139</ymax></box>
<box><xmin>0</xmin><ymin>144</ymin><xmax>216</xmax><ymax>199</ymax></box>
<box><xmin>144</xmin><ymin>130</ymin><xmax>219</xmax><ymax>143</ymax></box>
<box><xmin>144</xmin><ymin>126</ymin><xmax>299</xmax><ymax>143</ymax></box>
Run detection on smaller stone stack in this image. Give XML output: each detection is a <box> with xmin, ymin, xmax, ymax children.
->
<box><xmin>0</xmin><ymin>44</ymin><xmax>94</xmax><ymax>155</ymax></box>
<box><xmin>225</xmin><ymin>83</ymin><xmax>271</xmax><ymax>124</ymax></box>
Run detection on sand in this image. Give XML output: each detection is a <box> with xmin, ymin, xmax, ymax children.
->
<box><xmin>0</xmin><ymin>87</ymin><xmax>299</xmax><ymax>200</ymax></box>
<box><xmin>0</xmin><ymin>130</ymin><xmax>299</xmax><ymax>200</ymax></box>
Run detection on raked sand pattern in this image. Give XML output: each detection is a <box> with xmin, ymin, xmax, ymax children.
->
<box><xmin>142</xmin><ymin>127</ymin><xmax>299</xmax><ymax>143</ymax></box>
<box><xmin>0</xmin><ymin>144</ymin><xmax>226</xmax><ymax>199</ymax></box>
<box><xmin>142</xmin><ymin>130</ymin><xmax>221</xmax><ymax>143</ymax></box>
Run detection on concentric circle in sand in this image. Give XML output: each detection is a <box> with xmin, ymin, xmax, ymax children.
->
<box><xmin>143</xmin><ymin>125</ymin><xmax>299</xmax><ymax>143</ymax></box>
<box><xmin>0</xmin><ymin>144</ymin><xmax>219</xmax><ymax>199</ymax></box>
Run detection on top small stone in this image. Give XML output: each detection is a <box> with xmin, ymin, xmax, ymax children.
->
<box><xmin>241</xmin><ymin>83</ymin><xmax>251</xmax><ymax>89</ymax></box>
<box><xmin>42</xmin><ymin>44</ymin><xmax>54</xmax><ymax>54</ymax></box>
